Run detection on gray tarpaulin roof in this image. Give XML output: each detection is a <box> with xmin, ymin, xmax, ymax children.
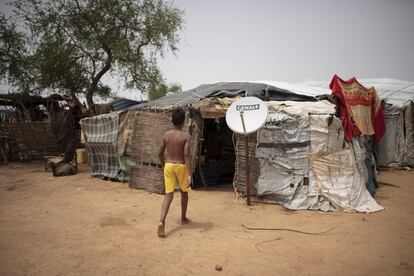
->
<box><xmin>360</xmin><ymin>79</ymin><xmax>414</xmax><ymax>106</ymax></box>
<box><xmin>110</xmin><ymin>98</ymin><xmax>145</xmax><ymax>111</ymax></box>
<box><xmin>129</xmin><ymin>81</ymin><xmax>327</xmax><ymax>110</ymax></box>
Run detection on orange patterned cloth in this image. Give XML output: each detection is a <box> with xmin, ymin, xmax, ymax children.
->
<box><xmin>329</xmin><ymin>75</ymin><xmax>385</xmax><ymax>142</ymax></box>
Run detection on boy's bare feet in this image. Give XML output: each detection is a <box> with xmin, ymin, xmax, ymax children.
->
<box><xmin>157</xmin><ymin>222</ymin><xmax>165</xmax><ymax>237</ymax></box>
<box><xmin>181</xmin><ymin>217</ymin><xmax>191</xmax><ymax>225</ymax></box>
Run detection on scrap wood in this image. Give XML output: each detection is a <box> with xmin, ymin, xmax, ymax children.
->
<box><xmin>241</xmin><ymin>224</ymin><xmax>337</xmax><ymax>235</ymax></box>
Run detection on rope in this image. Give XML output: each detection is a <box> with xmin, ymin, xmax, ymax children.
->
<box><xmin>241</xmin><ymin>224</ymin><xmax>337</xmax><ymax>235</ymax></box>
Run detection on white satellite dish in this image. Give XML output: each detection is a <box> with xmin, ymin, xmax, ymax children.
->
<box><xmin>225</xmin><ymin>97</ymin><xmax>268</xmax><ymax>134</ymax></box>
<box><xmin>225</xmin><ymin>96</ymin><xmax>268</xmax><ymax>206</ymax></box>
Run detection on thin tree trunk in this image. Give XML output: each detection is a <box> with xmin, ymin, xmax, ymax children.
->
<box><xmin>70</xmin><ymin>90</ymin><xmax>82</xmax><ymax>109</ymax></box>
<box><xmin>86</xmin><ymin>45</ymin><xmax>113</xmax><ymax>107</ymax></box>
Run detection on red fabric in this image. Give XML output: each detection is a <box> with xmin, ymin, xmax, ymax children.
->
<box><xmin>372</xmin><ymin>104</ymin><xmax>386</xmax><ymax>142</ymax></box>
<box><xmin>329</xmin><ymin>74</ymin><xmax>386</xmax><ymax>142</ymax></box>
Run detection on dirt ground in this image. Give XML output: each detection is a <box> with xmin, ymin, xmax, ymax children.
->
<box><xmin>0</xmin><ymin>161</ymin><xmax>413</xmax><ymax>276</ymax></box>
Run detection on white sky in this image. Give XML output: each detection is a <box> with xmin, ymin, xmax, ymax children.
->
<box><xmin>160</xmin><ymin>0</ymin><xmax>414</xmax><ymax>90</ymax></box>
<box><xmin>1</xmin><ymin>0</ymin><xmax>414</xmax><ymax>99</ymax></box>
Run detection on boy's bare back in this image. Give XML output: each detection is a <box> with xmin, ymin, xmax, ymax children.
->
<box><xmin>163</xmin><ymin>129</ymin><xmax>190</xmax><ymax>164</ymax></box>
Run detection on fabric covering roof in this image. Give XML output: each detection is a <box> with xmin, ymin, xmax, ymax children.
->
<box><xmin>129</xmin><ymin>78</ymin><xmax>413</xmax><ymax>110</ymax></box>
<box><xmin>129</xmin><ymin>81</ymin><xmax>326</xmax><ymax>110</ymax></box>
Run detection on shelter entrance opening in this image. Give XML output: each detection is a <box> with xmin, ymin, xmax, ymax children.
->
<box><xmin>194</xmin><ymin>118</ymin><xmax>235</xmax><ymax>188</ymax></box>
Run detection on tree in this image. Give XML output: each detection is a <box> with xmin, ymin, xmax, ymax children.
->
<box><xmin>148</xmin><ymin>82</ymin><xmax>182</xmax><ymax>101</ymax></box>
<box><xmin>0</xmin><ymin>0</ymin><xmax>184</xmax><ymax>107</ymax></box>
<box><xmin>0</xmin><ymin>15</ymin><xmax>37</xmax><ymax>95</ymax></box>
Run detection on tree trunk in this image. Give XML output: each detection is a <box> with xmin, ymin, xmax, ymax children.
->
<box><xmin>70</xmin><ymin>90</ymin><xmax>82</xmax><ymax>109</ymax></box>
<box><xmin>86</xmin><ymin>45</ymin><xmax>113</xmax><ymax>108</ymax></box>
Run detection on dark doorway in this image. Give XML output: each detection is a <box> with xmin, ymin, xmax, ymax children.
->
<box><xmin>194</xmin><ymin>118</ymin><xmax>235</xmax><ymax>187</ymax></box>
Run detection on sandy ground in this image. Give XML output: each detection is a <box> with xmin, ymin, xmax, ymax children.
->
<box><xmin>0</xmin><ymin>161</ymin><xmax>413</xmax><ymax>276</ymax></box>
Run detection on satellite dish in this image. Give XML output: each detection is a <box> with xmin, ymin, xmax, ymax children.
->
<box><xmin>225</xmin><ymin>97</ymin><xmax>268</xmax><ymax>134</ymax></box>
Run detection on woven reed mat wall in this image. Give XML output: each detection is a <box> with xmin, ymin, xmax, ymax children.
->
<box><xmin>129</xmin><ymin>164</ymin><xmax>165</xmax><ymax>194</ymax></box>
<box><xmin>130</xmin><ymin>112</ymin><xmax>173</xmax><ymax>165</ymax></box>
<box><xmin>234</xmin><ymin>133</ymin><xmax>259</xmax><ymax>196</ymax></box>
<box><xmin>117</xmin><ymin>111</ymin><xmax>136</xmax><ymax>156</ymax></box>
<box><xmin>0</xmin><ymin>121</ymin><xmax>59</xmax><ymax>161</ymax></box>
<box><xmin>128</xmin><ymin>111</ymin><xmax>199</xmax><ymax>194</ymax></box>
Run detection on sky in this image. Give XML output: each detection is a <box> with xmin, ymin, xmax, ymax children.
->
<box><xmin>1</xmin><ymin>0</ymin><xmax>414</xmax><ymax>98</ymax></box>
<box><xmin>160</xmin><ymin>0</ymin><xmax>414</xmax><ymax>90</ymax></box>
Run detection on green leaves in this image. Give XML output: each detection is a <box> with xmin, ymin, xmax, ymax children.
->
<box><xmin>148</xmin><ymin>82</ymin><xmax>182</xmax><ymax>101</ymax></box>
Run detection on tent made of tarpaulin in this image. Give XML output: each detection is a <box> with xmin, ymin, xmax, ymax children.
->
<box><xmin>249</xmin><ymin>100</ymin><xmax>383</xmax><ymax>213</ymax></box>
<box><xmin>80</xmin><ymin>111</ymin><xmax>136</xmax><ymax>180</ymax></box>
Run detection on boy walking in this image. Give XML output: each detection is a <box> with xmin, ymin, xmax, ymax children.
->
<box><xmin>157</xmin><ymin>108</ymin><xmax>192</xmax><ymax>237</ymax></box>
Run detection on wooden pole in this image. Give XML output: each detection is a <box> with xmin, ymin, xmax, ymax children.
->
<box><xmin>197</xmin><ymin>118</ymin><xmax>207</xmax><ymax>188</ymax></box>
<box><xmin>239</xmin><ymin>111</ymin><xmax>251</xmax><ymax>206</ymax></box>
<box><xmin>245</xmin><ymin>134</ymin><xmax>251</xmax><ymax>205</ymax></box>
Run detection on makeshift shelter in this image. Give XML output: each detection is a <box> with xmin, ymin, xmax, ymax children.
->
<box><xmin>127</xmin><ymin>82</ymin><xmax>321</xmax><ymax>192</ymax></box>
<box><xmin>363</xmin><ymin>80</ymin><xmax>414</xmax><ymax>168</ymax></box>
<box><xmin>251</xmin><ymin>100</ymin><xmax>382</xmax><ymax>212</ymax></box>
<box><xmin>0</xmin><ymin>94</ymin><xmax>66</xmax><ymax>162</ymax></box>
<box><xmin>377</xmin><ymin>103</ymin><xmax>405</xmax><ymax>167</ymax></box>
<box><xmin>0</xmin><ymin>121</ymin><xmax>59</xmax><ymax>162</ymax></box>
<box><xmin>126</xmin><ymin>81</ymin><xmax>383</xmax><ymax>212</ymax></box>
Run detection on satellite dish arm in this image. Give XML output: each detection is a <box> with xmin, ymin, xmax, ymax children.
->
<box><xmin>239</xmin><ymin>111</ymin><xmax>247</xmax><ymax>134</ymax></box>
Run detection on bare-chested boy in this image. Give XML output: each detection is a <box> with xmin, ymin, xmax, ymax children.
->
<box><xmin>157</xmin><ymin>108</ymin><xmax>192</xmax><ymax>237</ymax></box>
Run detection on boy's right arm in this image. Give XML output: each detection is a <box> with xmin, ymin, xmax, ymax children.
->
<box><xmin>184</xmin><ymin>133</ymin><xmax>192</xmax><ymax>187</ymax></box>
<box><xmin>158</xmin><ymin>134</ymin><xmax>166</xmax><ymax>168</ymax></box>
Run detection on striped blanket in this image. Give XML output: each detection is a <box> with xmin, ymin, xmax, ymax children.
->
<box><xmin>80</xmin><ymin>113</ymin><xmax>121</xmax><ymax>179</ymax></box>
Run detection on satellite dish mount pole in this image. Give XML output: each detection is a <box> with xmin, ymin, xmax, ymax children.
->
<box><xmin>226</xmin><ymin>97</ymin><xmax>266</xmax><ymax>207</ymax></box>
<box><xmin>239</xmin><ymin>111</ymin><xmax>251</xmax><ymax>206</ymax></box>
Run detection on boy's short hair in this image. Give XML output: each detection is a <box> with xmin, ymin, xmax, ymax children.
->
<box><xmin>172</xmin><ymin>108</ymin><xmax>185</xmax><ymax>126</ymax></box>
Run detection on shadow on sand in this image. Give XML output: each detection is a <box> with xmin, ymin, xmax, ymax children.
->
<box><xmin>167</xmin><ymin>221</ymin><xmax>214</xmax><ymax>236</ymax></box>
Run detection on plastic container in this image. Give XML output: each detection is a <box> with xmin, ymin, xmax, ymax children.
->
<box><xmin>76</xmin><ymin>148</ymin><xmax>88</xmax><ymax>164</ymax></box>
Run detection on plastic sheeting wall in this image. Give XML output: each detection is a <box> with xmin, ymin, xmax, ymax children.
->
<box><xmin>255</xmin><ymin>113</ymin><xmax>311</xmax><ymax>207</ymax></box>
<box><xmin>254</xmin><ymin>110</ymin><xmax>383</xmax><ymax>213</ymax></box>
<box><xmin>255</xmin><ymin>113</ymin><xmax>345</xmax><ymax>211</ymax></box>
<box><xmin>404</xmin><ymin>101</ymin><xmax>414</xmax><ymax>167</ymax></box>
<box><xmin>376</xmin><ymin>101</ymin><xmax>414</xmax><ymax>168</ymax></box>
<box><xmin>377</xmin><ymin>104</ymin><xmax>405</xmax><ymax>167</ymax></box>
<box><xmin>309</xmin><ymin>149</ymin><xmax>383</xmax><ymax>212</ymax></box>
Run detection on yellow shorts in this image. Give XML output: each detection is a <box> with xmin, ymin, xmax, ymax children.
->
<box><xmin>164</xmin><ymin>163</ymin><xmax>191</xmax><ymax>193</ymax></box>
